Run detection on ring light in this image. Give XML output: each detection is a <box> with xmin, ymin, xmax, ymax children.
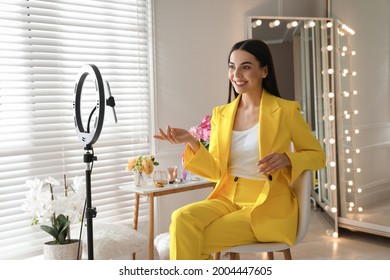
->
<box><xmin>73</xmin><ymin>64</ymin><xmax>105</xmax><ymax>146</ymax></box>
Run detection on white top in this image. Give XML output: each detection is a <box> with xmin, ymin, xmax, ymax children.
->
<box><xmin>228</xmin><ymin>122</ymin><xmax>265</xmax><ymax>180</ymax></box>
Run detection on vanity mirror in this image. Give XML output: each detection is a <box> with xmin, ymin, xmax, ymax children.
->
<box><xmin>248</xmin><ymin>16</ymin><xmax>390</xmax><ymax>239</ymax></box>
<box><xmin>247</xmin><ymin>16</ymin><xmax>339</xmax><ymax>236</ymax></box>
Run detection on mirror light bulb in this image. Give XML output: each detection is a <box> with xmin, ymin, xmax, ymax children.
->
<box><xmin>329</xmin><ymin>138</ymin><xmax>335</xmax><ymax>144</ymax></box>
<box><xmin>330</xmin><ymin>184</ymin><xmax>337</xmax><ymax>190</ymax></box>
<box><xmin>327</xmin><ymin>45</ymin><xmax>333</xmax><ymax>51</ymax></box>
<box><xmin>355</xmin><ymin>149</ymin><xmax>360</xmax><ymax>154</ymax></box>
<box><xmin>331</xmin><ymin>207</ymin><xmax>337</xmax><ymax>213</ymax></box>
<box><xmin>347</xmin><ymin>188</ymin><xmax>352</xmax><ymax>192</ymax></box>
<box><xmin>349</xmin><ymin>202</ymin><xmax>355</xmax><ymax>207</ymax></box>
<box><xmin>269</xmin><ymin>20</ymin><xmax>280</xmax><ymax>28</ymax></box>
<box><xmin>328</xmin><ymin>92</ymin><xmax>334</xmax><ymax>98</ymax></box>
<box><xmin>358</xmin><ymin>207</ymin><xmax>363</xmax><ymax>212</ymax></box>
<box><xmin>357</xmin><ymin>168</ymin><xmax>361</xmax><ymax>173</ymax></box>
<box><xmin>357</xmin><ymin>188</ymin><xmax>362</xmax><ymax>193</ymax></box>
<box><xmin>348</xmin><ymin>180</ymin><xmax>353</xmax><ymax>186</ymax></box>
<box><xmin>332</xmin><ymin>232</ymin><xmax>338</xmax><ymax>238</ymax></box>
<box><xmin>328</xmin><ymin>69</ymin><xmax>334</xmax><ymax>74</ymax></box>
<box><xmin>330</xmin><ymin>161</ymin><xmax>336</xmax><ymax>167</ymax></box>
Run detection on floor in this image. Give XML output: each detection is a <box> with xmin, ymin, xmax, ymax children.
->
<box><xmin>220</xmin><ymin>209</ymin><xmax>390</xmax><ymax>260</ymax></box>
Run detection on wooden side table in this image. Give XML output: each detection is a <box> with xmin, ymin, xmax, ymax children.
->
<box><xmin>120</xmin><ymin>178</ymin><xmax>215</xmax><ymax>260</ymax></box>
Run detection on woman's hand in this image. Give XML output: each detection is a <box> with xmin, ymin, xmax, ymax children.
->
<box><xmin>257</xmin><ymin>152</ymin><xmax>291</xmax><ymax>175</ymax></box>
<box><xmin>154</xmin><ymin>125</ymin><xmax>200</xmax><ymax>153</ymax></box>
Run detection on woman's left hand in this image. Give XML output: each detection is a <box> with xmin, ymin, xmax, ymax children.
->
<box><xmin>257</xmin><ymin>152</ymin><xmax>291</xmax><ymax>175</ymax></box>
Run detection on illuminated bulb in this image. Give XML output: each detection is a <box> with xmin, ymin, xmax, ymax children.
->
<box><xmin>332</xmin><ymin>231</ymin><xmax>338</xmax><ymax>238</ymax></box>
<box><xmin>327</xmin><ymin>45</ymin><xmax>333</xmax><ymax>51</ymax></box>
<box><xmin>349</xmin><ymin>202</ymin><xmax>355</xmax><ymax>207</ymax></box>
<box><xmin>358</xmin><ymin>207</ymin><xmax>363</xmax><ymax>212</ymax></box>
<box><xmin>328</xmin><ymin>115</ymin><xmax>335</xmax><ymax>121</ymax></box>
<box><xmin>345</xmin><ymin>114</ymin><xmax>351</xmax><ymax>119</ymax></box>
<box><xmin>357</xmin><ymin>168</ymin><xmax>361</xmax><ymax>173</ymax></box>
<box><xmin>342</xmin><ymin>46</ymin><xmax>348</xmax><ymax>52</ymax></box>
<box><xmin>354</xmin><ymin>110</ymin><xmax>359</xmax><ymax>115</ymax></box>
<box><xmin>331</xmin><ymin>207</ymin><xmax>337</xmax><ymax>213</ymax></box>
<box><xmin>341</xmin><ymin>52</ymin><xmax>346</xmax><ymax>56</ymax></box>
<box><xmin>330</xmin><ymin>184</ymin><xmax>337</xmax><ymax>190</ymax></box>
<box><xmin>326</xmin><ymin>21</ymin><xmax>333</xmax><ymax>28</ymax></box>
<box><xmin>324</xmin><ymin>183</ymin><xmax>329</xmax><ymax>189</ymax></box>
<box><xmin>343</xmin><ymin>91</ymin><xmax>350</xmax><ymax>97</ymax></box>
<box><xmin>269</xmin><ymin>20</ymin><xmax>280</xmax><ymax>28</ymax></box>
<box><xmin>355</xmin><ymin>149</ymin><xmax>360</xmax><ymax>154</ymax></box>
<box><xmin>345</xmin><ymin>130</ymin><xmax>349</xmax><ymax>134</ymax></box>
<box><xmin>353</xmin><ymin>90</ymin><xmax>358</xmax><ymax>95</ymax></box>
<box><xmin>357</xmin><ymin>188</ymin><xmax>362</xmax><ymax>193</ymax></box>
<box><xmin>328</xmin><ymin>92</ymin><xmax>334</xmax><ymax>98</ymax></box>
<box><xmin>286</xmin><ymin>21</ymin><xmax>298</xmax><ymax>29</ymax></box>
<box><xmin>348</xmin><ymin>207</ymin><xmax>353</xmax><ymax>211</ymax></box>
<box><xmin>347</xmin><ymin>157</ymin><xmax>352</xmax><ymax>163</ymax></box>
<box><xmin>348</xmin><ymin>180</ymin><xmax>353</xmax><ymax>186</ymax></box>
<box><xmin>346</xmin><ymin>136</ymin><xmax>351</xmax><ymax>141</ymax></box>
<box><xmin>347</xmin><ymin>188</ymin><xmax>352</xmax><ymax>192</ymax></box>
<box><xmin>251</xmin><ymin>20</ymin><xmax>261</xmax><ymax>28</ymax></box>
<box><xmin>330</xmin><ymin>161</ymin><xmax>336</xmax><ymax>167</ymax></box>
<box><xmin>351</xmin><ymin>51</ymin><xmax>356</xmax><ymax>55</ymax></box>
<box><xmin>352</xmin><ymin>71</ymin><xmax>357</xmax><ymax>76</ymax></box>
<box><xmin>346</xmin><ymin>168</ymin><xmax>351</xmax><ymax>173</ymax></box>
<box><xmin>324</xmin><ymin>205</ymin><xmax>330</xmax><ymax>211</ymax></box>
<box><xmin>355</xmin><ymin>129</ymin><xmax>359</xmax><ymax>134</ymax></box>
<box><xmin>329</xmin><ymin>138</ymin><xmax>335</xmax><ymax>144</ymax></box>
<box><xmin>346</xmin><ymin>149</ymin><xmax>350</xmax><ymax>154</ymax></box>
<box><xmin>328</xmin><ymin>68</ymin><xmax>334</xmax><ymax>74</ymax></box>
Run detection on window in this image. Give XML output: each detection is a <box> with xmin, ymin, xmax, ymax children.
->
<box><xmin>0</xmin><ymin>0</ymin><xmax>153</xmax><ymax>259</ymax></box>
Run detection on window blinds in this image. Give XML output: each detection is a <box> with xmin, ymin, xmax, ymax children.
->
<box><xmin>0</xmin><ymin>0</ymin><xmax>153</xmax><ymax>259</ymax></box>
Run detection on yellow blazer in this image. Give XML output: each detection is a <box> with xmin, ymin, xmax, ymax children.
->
<box><xmin>183</xmin><ymin>90</ymin><xmax>325</xmax><ymax>245</ymax></box>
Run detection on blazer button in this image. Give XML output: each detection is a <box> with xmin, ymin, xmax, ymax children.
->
<box><xmin>268</xmin><ymin>175</ymin><xmax>272</xmax><ymax>181</ymax></box>
<box><xmin>234</xmin><ymin>177</ymin><xmax>238</xmax><ymax>182</ymax></box>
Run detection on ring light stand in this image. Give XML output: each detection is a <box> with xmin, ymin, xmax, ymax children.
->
<box><xmin>73</xmin><ymin>64</ymin><xmax>108</xmax><ymax>260</ymax></box>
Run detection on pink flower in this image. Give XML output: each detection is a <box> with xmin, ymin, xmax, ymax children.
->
<box><xmin>189</xmin><ymin>115</ymin><xmax>211</xmax><ymax>149</ymax></box>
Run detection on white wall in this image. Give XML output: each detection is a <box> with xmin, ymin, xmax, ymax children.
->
<box><xmin>152</xmin><ymin>0</ymin><xmax>326</xmax><ymax>237</ymax></box>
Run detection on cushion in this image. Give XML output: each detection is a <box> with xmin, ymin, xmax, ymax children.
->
<box><xmin>82</xmin><ymin>223</ymin><xmax>147</xmax><ymax>260</ymax></box>
<box><xmin>154</xmin><ymin>232</ymin><xmax>170</xmax><ymax>260</ymax></box>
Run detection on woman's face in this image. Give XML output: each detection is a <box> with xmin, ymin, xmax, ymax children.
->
<box><xmin>228</xmin><ymin>50</ymin><xmax>267</xmax><ymax>96</ymax></box>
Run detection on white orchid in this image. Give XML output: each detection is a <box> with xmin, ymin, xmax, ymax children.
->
<box><xmin>21</xmin><ymin>175</ymin><xmax>85</xmax><ymax>244</ymax></box>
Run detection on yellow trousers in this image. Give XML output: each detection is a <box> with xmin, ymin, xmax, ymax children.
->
<box><xmin>169</xmin><ymin>176</ymin><xmax>265</xmax><ymax>260</ymax></box>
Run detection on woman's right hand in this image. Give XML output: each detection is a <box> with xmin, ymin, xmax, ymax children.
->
<box><xmin>154</xmin><ymin>125</ymin><xmax>200</xmax><ymax>152</ymax></box>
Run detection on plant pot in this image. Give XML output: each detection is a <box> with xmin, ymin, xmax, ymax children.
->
<box><xmin>43</xmin><ymin>239</ymin><xmax>82</xmax><ymax>260</ymax></box>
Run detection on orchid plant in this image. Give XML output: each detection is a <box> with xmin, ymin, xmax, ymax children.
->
<box><xmin>21</xmin><ymin>176</ymin><xmax>85</xmax><ymax>244</ymax></box>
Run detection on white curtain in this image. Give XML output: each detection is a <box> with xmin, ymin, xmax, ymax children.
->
<box><xmin>0</xmin><ymin>0</ymin><xmax>153</xmax><ymax>259</ymax></box>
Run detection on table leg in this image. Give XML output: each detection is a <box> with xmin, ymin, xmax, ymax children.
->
<box><xmin>133</xmin><ymin>193</ymin><xmax>140</xmax><ymax>260</ymax></box>
<box><xmin>149</xmin><ymin>194</ymin><xmax>155</xmax><ymax>260</ymax></box>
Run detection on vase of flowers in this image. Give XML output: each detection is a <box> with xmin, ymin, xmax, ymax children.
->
<box><xmin>127</xmin><ymin>155</ymin><xmax>159</xmax><ymax>187</ymax></box>
<box><xmin>21</xmin><ymin>175</ymin><xmax>85</xmax><ymax>260</ymax></box>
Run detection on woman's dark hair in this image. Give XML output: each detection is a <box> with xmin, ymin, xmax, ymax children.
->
<box><xmin>227</xmin><ymin>39</ymin><xmax>280</xmax><ymax>103</ymax></box>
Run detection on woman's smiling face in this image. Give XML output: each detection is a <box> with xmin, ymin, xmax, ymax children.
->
<box><xmin>228</xmin><ymin>50</ymin><xmax>268</xmax><ymax>96</ymax></box>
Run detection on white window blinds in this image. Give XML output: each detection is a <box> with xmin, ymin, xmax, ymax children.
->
<box><xmin>0</xmin><ymin>0</ymin><xmax>153</xmax><ymax>259</ymax></box>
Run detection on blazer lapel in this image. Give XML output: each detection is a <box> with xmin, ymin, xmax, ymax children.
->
<box><xmin>259</xmin><ymin>91</ymin><xmax>281</xmax><ymax>159</ymax></box>
<box><xmin>217</xmin><ymin>95</ymin><xmax>240</xmax><ymax>176</ymax></box>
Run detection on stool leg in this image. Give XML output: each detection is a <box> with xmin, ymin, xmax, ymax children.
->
<box><xmin>282</xmin><ymin>249</ymin><xmax>292</xmax><ymax>260</ymax></box>
<box><xmin>267</xmin><ymin>252</ymin><xmax>274</xmax><ymax>260</ymax></box>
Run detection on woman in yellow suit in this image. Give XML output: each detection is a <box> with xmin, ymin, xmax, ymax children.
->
<box><xmin>154</xmin><ymin>39</ymin><xmax>325</xmax><ymax>260</ymax></box>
